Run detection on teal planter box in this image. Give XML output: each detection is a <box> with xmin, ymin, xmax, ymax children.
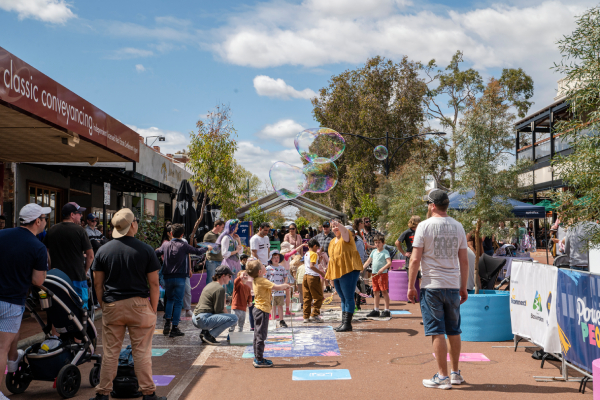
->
<box><xmin>460</xmin><ymin>290</ymin><xmax>512</xmax><ymax>342</ymax></box>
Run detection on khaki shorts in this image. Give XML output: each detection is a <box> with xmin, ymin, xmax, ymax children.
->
<box><xmin>273</xmin><ymin>296</ymin><xmax>285</xmax><ymax>306</ymax></box>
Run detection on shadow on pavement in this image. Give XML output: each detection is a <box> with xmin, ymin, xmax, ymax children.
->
<box><xmin>455</xmin><ymin>383</ymin><xmax>582</xmax><ymax>394</ymax></box>
<box><xmin>355</xmin><ymin>328</ymin><xmax>419</xmax><ymax>336</ymax></box>
<box><xmin>273</xmin><ymin>361</ymin><xmax>342</xmax><ymax>369</ymax></box>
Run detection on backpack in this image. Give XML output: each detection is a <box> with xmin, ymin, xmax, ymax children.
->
<box><xmin>110</xmin><ymin>345</ymin><xmax>142</xmax><ymax>398</ymax></box>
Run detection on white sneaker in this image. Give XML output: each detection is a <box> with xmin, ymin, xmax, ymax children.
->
<box><xmin>0</xmin><ymin>391</ymin><xmax>11</xmax><ymax>399</ymax></box>
<box><xmin>7</xmin><ymin>349</ymin><xmax>24</xmax><ymax>373</ymax></box>
<box><xmin>309</xmin><ymin>316</ymin><xmax>324</xmax><ymax>323</ymax></box>
<box><xmin>423</xmin><ymin>373</ymin><xmax>452</xmax><ymax>389</ymax></box>
<box><xmin>451</xmin><ymin>370</ymin><xmax>465</xmax><ymax>384</ymax></box>
<box><xmin>184</xmin><ymin>310</ymin><xmax>194</xmax><ymax>318</ymax></box>
<box><xmin>303</xmin><ymin>318</ymin><xmax>310</xmax><ymax>323</ymax></box>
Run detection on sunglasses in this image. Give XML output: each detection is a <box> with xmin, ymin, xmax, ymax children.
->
<box><xmin>39</xmin><ymin>216</ymin><xmax>48</xmax><ymax>221</ymax></box>
<box><xmin>364</xmin><ymin>220</ymin><xmax>371</xmax><ymax>223</ymax></box>
<box><xmin>289</xmin><ymin>227</ymin><xmax>296</xmax><ymax>230</ymax></box>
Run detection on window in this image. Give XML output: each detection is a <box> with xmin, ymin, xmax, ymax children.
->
<box><xmin>534</xmin><ymin>167</ymin><xmax>553</xmax><ymax>184</ymax></box>
<box><xmin>518</xmin><ymin>147</ymin><xmax>533</xmax><ymax>161</ymax></box>
<box><xmin>554</xmin><ymin>135</ymin><xmax>572</xmax><ymax>153</ymax></box>
<box><xmin>535</xmin><ymin>141</ymin><xmax>551</xmax><ymax>159</ymax></box>
<box><xmin>28</xmin><ymin>183</ymin><xmax>63</xmax><ymax>228</ymax></box>
<box><xmin>518</xmin><ymin>132</ymin><xmax>532</xmax><ymax>148</ymax></box>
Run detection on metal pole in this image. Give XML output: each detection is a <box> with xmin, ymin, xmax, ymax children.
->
<box><xmin>385</xmin><ymin>131</ymin><xmax>390</xmax><ymax>176</ymax></box>
<box><xmin>247</xmin><ymin>178</ymin><xmax>250</xmax><ymax>203</ymax></box>
<box><xmin>102</xmin><ymin>202</ymin><xmax>107</xmax><ymax>238</ymax></box>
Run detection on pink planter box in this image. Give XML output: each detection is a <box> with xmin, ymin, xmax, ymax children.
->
<box><xmin>191</xmin><ymin>273</ymin><xmax>207</xmax><ymax>304</ymax></box>
<box><xmin>391</xmin><ymin>260</ymin><xmax>406</xmax><ymax>271</ymax></box>
<box><xmin>388</xmin><ymin>270</ymin><xmax>420</xmax><ymax>302</ymax></box>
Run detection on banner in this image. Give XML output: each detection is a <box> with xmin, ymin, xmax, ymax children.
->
<box><xmin>556</xmin><ymin>269</ymin><xmax>600</xmax><ymax>373</ymax></box>
<box><xmin>510</xmin><ymin>261</ymin><xmax>560</xmax><ymax>353</ymax></box>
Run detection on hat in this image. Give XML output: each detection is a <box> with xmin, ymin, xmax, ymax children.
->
<box><xmin>87</xmin><ymin>213</ymin><xmax>98</xmax><ymax>221</ymax></box>
<box><xmin>269</xmin><ymin>249</ymin><xmax>281</xmax><ymax>261</ymax></box>
<box><xmin>322</xmin><ymin>221</ymin><xmax>330</xmax><ymax>228</ymax></box>
<box><xmin>19</xmin><ymin>203</ymin><xmax>52</xmax><ymax>224</ymax></box>
<box><xmin>426</xmin><ymin>189</ymin><xmax>450</xmax><ymax>206</ymax></box>
<box><xmin>111</xmin><ymin>208</ymin><xmax>135</xmax><ymax>238</ymax></box>
<box><xmin>280</xmin><ymin>241</ymin><xmax>292</xmax><ymax>254</ymax></box>
<box><xmin>345</xmin><ymin>225</ymin><xmax>355</xmax><ymax>233</ymax></box>
<box><xmin>215</xmin><ymin>265</ymin><xmax>234</xmax><ymax>276</ymax></box>
<box><xmin>62</xmin><ymin>202</ymin><xmax>86</xmax><ymax>218</ymax></box>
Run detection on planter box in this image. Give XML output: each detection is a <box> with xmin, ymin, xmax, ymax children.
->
<box><xmin>389</xmin><ymin>270</ymin><xmax>420</xmax><ymax>302</ymax></box>
<box><xmin>461</xmin><ymin>290</ymin><xmax>512</xmax><ymax>342</ymax></box>
<box><xmin>391</xmin><ymin>260</ymin><xmax>405</xmax><ymax>271</ymax></box>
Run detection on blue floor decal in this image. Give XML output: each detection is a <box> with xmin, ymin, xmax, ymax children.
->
<box><xmin>292</xmin><ymin>369</ymin><xmax>351</xmax><ymax>381</ymax></box>
<box><xmin>390</xmin><ymin>311</ymin><xmax>411</xmax><ymax>315</ymax></box>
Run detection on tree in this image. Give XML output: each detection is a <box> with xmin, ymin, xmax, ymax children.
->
<box><xmin>294</xmin><ymin>216</ymin><xmax>310</xmax><ymax>231</ymax></box>
<box><xmin>352</xmin><ymin>193</ymin><xmax>382</xmax><ymax>226</ymax></box>
<box><xmin>453</xmin><ymin>78</ymin><xmax>531</xmax><ymax>293</ymax></box>
<box><xmin>550</xmin><ymin>6</ymin><xmax>600</xmax><ymax>247</ymax></box>
<box><xmin>188</xmin><ymin>104</ymin><xmax>240</xmax><ymax>243</ymax></box>
<box><xmin>245</xmin><ymin>202</ymin><xmax>268</xmax><ymax>234</ymax></box>
<box><xmin>234</xmin><ymin>163</ymin><xmax>267</xmax><ymax>204</ymax></box>
<box><xmin>312</xmin><ymin>56</ymin><xmax>428</xmax><ymax>214</ymax></box>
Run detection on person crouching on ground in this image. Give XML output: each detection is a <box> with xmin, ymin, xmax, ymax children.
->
<box><xmin>230</xmin><ymin>270</ymin><xmax>252</xmax><ymax>333</ymax></box>
<box><xmin>192</xmin><ymin>266</ymin><xmax>238</xmax><ymax>345</ymax></box>
<box><xmin>303</xmin><ymin>239</ymin><xmax>325</xmax><ymax>323</ymax></box>
<box><xmin>363</xmin><ymin>234</ymin><xmax>392</xmax><ymax>318</ymax></box>
<box><xmin>246</xmin><ymin>260</ymin><xmax>292</xmax><ymax>368</ymax></box>
<box><xmin>266</xmin><ymin>250</ymin><xmax>288</xmax><ymax>327</ymax></box>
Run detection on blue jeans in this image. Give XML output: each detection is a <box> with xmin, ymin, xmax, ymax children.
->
<box><xmin>484</xmin><ymin>249</ymin><xmax>494</xmax><ymax>256</ymax></box>
<box><xmin>164</xmin><ymin>277</ymin><xmax>186</xmax><ymax>326</ymax></box>
<box><xmin>192</xmin><ymin>312</ymin><xmax>238</xmax><ymax>339</ymax></box>
<box><xmin>420</xmin><ymin>289</ymin><xmax>461</xmax><ymax>336</ymax></box>
<box><xmin>72</xmin><ymin>280</ymin><xmax>89</xmax><ymax>310</ymax></box>
<box><xmin>333</xmin><ymin>270</ymin><xmax>360</xmax><ymax>313</ymax></box>
<box><xmin>205</xmin><ymin>260</ymin><xmax>221</xmax><ymax>284</ymax></box>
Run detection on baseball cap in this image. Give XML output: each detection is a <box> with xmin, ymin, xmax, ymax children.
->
<box><xmin>62</xmin><ymin>202</ymin><xmax>86</xmax><ymax>218</ymax></box>
<box><xmin>87</xmin><ymin>213</ymin><xmax>98</xmax><ymax>221</ymax></box>
<box><xmin>426</xmin><ymin>189</ymin><xmax>450</xmax><ymax>206</ymax></box>
<box><xmin>111</xmin><ymin>208</ymin><xmax>135</xmax><ymax>238</ymax></box>
<box><xmin>322</xmin><ymin>221</ymin><xmax>330</xmax><ymax>228</ymax></box>
<box><xmin>19</xmin><ymin>203</ymin><xmax>52</xmax><ymax>224</ymax></box>
<box><xmin>215</xmin><ymin>265</ymin><xmax>233</xmax><ymax>277</ymax></box>
<box><xmin>345</xmin><ymin>225</ymin><xmax>354</xmax><ymax>233</ymax></box>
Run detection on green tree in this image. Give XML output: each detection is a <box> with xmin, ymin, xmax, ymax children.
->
<box><xmin>294</xmin><ymin>216</ymin><xmax>310</xmax><ymax>231</ymax></box>
<box><xmin>245</xmin><ymin>202</ymin><xmax>269</xmax><ymax>234</ymax></box>
<box><xmin>188</xmin><ymin>104</ymin><xmax>240</xmax><ymax>242</ymax></box>
<box><xmin>135</xmin><ymin>211</ymin><xmax>166</xmax><ymax>249</ymax></box>
<box><xmin>550</xmin><ymin>6</ymin><xmax>600</xmax><ymax>247</ymax></box>
<box><xmin>352</xmin><ymin>193</ymin><xmax>382</xmax><ymax>227</ymax></box>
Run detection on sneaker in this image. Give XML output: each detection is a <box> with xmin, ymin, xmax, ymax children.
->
<box><xmin>303</xmin><ymin>318</ymin><xmax>310</xmax><ymax>323</ymax></box>
<box><xmin>381</xmin><ymin>310</ymin><xmax>391</xmax><ymax>318</ymax></box>
<box><xmin>423</xmin><ymin>373</ymin><xmax>452</xmax><ymax>389</ymax></box>
<box><xmin>366</xmin><ymin>310</ymin><xmax>381</xmax><ymax>318</ymax></box>
<box><xmin>253</xmin><ymin>358</ymin><xmax>274</xmax><ymax>368</ymax></box>
<box><xmin>1</xmin><ymin>392</ymin><xmax>11</xmax><ymax>400</ymax></box>
<box><xmin>7</xmin><ymin>349</ymin><xmax>24</xmax><ymax>373</ymax></box>
<box><xmin>309</xmin><ymin>315</ymin><xmax>323</xmax><ymax>323</ymax></box>
<box><xmin>201</xmin><ymin>332</ymin><xmax>220</xmax><ymax>345</ymax></box>
<box><xmin>142</xmin><ymin>393</ymin><xmax>167</xmax><ymax>400</ymax></box>
<box><xmin>279</xmin><ymin>320</ymin><xmax>288</xmax><ymax>328</ymax></box>
<box><xmin>450</xmin><ymin>371</ymin><xmax>465</xmax><ymax>385</ymax></box>
<box><xmin>169</xmin><ymin>326</ymin><xmax>185</xmax><ymax>338</ymax></box>
<box><xmin>89</xmin><ymin>395</ymin><xmax>109</xmax><ymax>400</ymax></box>
<box><xmin>285</xmin><ymin>311</ymin><xmax>292</xmax><ymax>316</ymax></box>
<box><xmin>250</xmin><ymin>328</ymin><xmax>255</xmax><ymax>331</ymax></box>
<box><xmin>184</xmin><ymin>310</ymin><xmax>194</xmax><ymax>318</ymax></box>
<box><xmin>163</xmin><ymin>320</ymin><xmax>171</xmax><ymax>336</ymax></box>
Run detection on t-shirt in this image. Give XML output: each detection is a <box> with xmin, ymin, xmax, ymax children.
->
<box><xmin>250</xmin><ymin>234</ymin><xmax>270</xmax><ymax>265</ymax></box>
<box><xmin>266</xmin><ymin>265</ymin><xmax>286</xmax><ymax>296</ymax></box>
<box><xmin>398</xmin><ymin>228</ymin><xmax>416</xmax><ymax>253</ymax></box>
<box><xmin>370</xmin><ymin>248</ymin><xmax>391</xmax><ymax>274</ymax></box>
<box><xmin>91</xmin><ymin>236</ymin><xmax>160</xmax><ymax>303</ymax></box>
<box><xmin>253</xmin><ymin>277</ymin><xmax>275</xmax><ymax>314</ymax></box>
<box><xmin>231</xmin><ymin>277</ymin><xmax>252</xmax><ymax>311</ymax></box>
<box><xmin>44</xmin><ymin>222</ymin><xmax>92</xmax><ymax>282</ymax></box>
<box><xmin>304</xmin><ymin>251</ymin><xmax>321</xmax><ymax>277</ymax></box>
<box><xmin>412</xmin><ymin>216</ymin><xmax>467</xmax><ymax>289</ymax></box>
<box><xmin>0</xmin><ymin>227</ymin><xmax>48</xmax><ymax>306</ymax></box>
<box><xmin>194</xmin><ymin>281</ymin><xmax>226</xmax><ymax>314</ymax></box>
<box><xmin>203</xmin><ymin>231</ymin><xmax>223</xmax><ymax>262</ymax></box>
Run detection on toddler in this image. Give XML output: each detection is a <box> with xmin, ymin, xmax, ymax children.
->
<box><xmin>230</xmin><ymin>270</ymin><xmax>252</xmax><ymax>332</ymax></box>
<box><xmin>266</xmin><ymin>250</ymin><xmax>288</xmax><ymax>327</ymax></box>
<box><xmin>363</xmin><ymin>235</ymin><xmax>392</xmax><ymax>318</ymax></box>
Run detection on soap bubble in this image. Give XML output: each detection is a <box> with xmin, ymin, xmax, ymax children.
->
<box><xmin>269</xmin><ymin>162</ymin><xmax>307</xmax><ymax>199</ymax></box>
<box><xmin>303</xmin><ymin>160</ymin><xmax>338</xmax><ymax>193</ymax></box>
<box><xmin>374</xmin><ymin>145</ymin><xmax>388</xmax><ymax>160</ymax></box>
<box><xmin>295</xmin><ymin>128</ymin><xmax>345</xmax><ymax>164</ymax></box>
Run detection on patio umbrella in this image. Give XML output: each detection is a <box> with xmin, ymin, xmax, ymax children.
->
<box><xmin>173</xmin><ymin>180</ymin><xmax>197</xmax><ymax>242</ymax></box>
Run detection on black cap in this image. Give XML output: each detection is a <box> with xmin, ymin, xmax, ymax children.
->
<box><xmin>215</xmin><ymin>265</ymin><xmax>234</xmax><ymax>276</ymax></box>
<box><xmin>62</xmin><ymin>202</ymin><xmax>86</xmax><ymax>218</ymax></box>
<box><xmin>322</xmin><ymin>221</ymin><xmax>330</xmax><ymax>227</ymax></box>
<box><xmin>426</xmin><ymin>189</ymin><xmax>450</xmax><ymax>206</ymax></box>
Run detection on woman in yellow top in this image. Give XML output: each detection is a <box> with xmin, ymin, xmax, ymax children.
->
<box><xmin>325</xmin><ymin>220</ymin><xmax>363</xmax><ymax>332</ymax></box>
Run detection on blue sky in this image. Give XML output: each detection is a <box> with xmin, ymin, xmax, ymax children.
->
<box><xmin>0</xmin><ymin>0</ymin><xmax>594</xmax><ymax>182</ymax></box>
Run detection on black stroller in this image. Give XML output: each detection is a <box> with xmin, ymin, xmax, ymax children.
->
<box><xmin>5</xmin><ymin>269</ymin><xmax>102</xmax><ymax>398</ymax></box>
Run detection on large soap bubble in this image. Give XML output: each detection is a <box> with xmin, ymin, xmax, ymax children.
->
<box><xmin>295</xmin><ymin>128</ymin><xmax>345</xmax><ymax>164</ymax></box>
<box><xmin>269</xmin><ymin>161</ymin><xmax>307</xmax><ymax>199</ymax></box>
<box><xmin>304</xmin><ymin>160</ymin><xmax>338</xmax><ymax>193</ymax></box>
<box><xmin>374</xmin><ymin>145</ymin><xmax>388</xmax><ymax>160</ymax></box>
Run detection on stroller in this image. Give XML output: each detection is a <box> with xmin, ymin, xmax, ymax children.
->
<box><xmin>5</xmin><ymin>269</ymin><xmax>102</xmax><ymax>399</ymax></box>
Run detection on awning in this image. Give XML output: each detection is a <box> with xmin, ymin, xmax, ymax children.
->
<box><xmin>236</xmin><ymin>193</ymin><xmax>347</xmax><ymax>222</ymax></box>
<box><xmin>448</xmin><ymin>191</ymin><xmax>547</xmax><ymax>218</ymax></box>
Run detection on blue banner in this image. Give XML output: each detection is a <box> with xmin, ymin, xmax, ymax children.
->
<box><xmin>238</xmin><ymin>221</ymin><xmax>253</xmax><ymax>247</ymax></box>
<box><xmin>556</xmin><ymin>269</ymin><xmax>600</xmax><ymax>373</ymax></box>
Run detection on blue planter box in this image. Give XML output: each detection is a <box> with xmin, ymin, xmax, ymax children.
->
<box><xmin>460</xmin><ymin>290</ymin><xmax>512</xmax><ymax>342</ymax></box>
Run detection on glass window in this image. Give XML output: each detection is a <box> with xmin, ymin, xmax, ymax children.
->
<box><xmin>535</xmin><ymin>141</ymin><xmax>551</xmax><ymax>159</ymax></box>
<box><xmin>554</xmin><ymin>135</ymin><xmax>572</xmax><ymax>153</ymax></box>
<box><xmin>28</xmin><ymin>183</ymin><xmax>62</xmax><ymax>228</ymax></box>
<box><xmin>519</xmin><ymin>132</ymin><xmax>532</xmax><ymax>148</ymax></box>
<box><xmin>518</xmin><ymin>147</ymin><xmax>533</xmax><ymax>161</ymax></box>
<box><xmin>535</xmin><ymin>131</ymin><xmax>550</xmax><ymax>142</ymax></box>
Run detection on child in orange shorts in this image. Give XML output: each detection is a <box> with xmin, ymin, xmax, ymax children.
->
<box><xmin>363</xmin><ymin>234</ymin><xmax>392</xmax><ymax>318</ymax></box>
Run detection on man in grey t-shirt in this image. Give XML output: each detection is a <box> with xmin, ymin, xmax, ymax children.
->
<box><xmin>408</xmin><ymin>190</ymin><xmax>469</xmax><ymax>390</ymax></box>
<box><xmin>565</xmin><ymin>220</ymin><xmax>599</xmax><ymax>271</ymax></box>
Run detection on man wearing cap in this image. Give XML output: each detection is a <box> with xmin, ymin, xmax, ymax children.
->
<box><xmin>85</xmin><ymin>213</ymin><xmax>104</xmax><ymax>240</ymax></box>
<box><xmin>407</xmin><ymin>189</ymin><xmax>469</xmax><ymax>390</ymax></box>
<box><xmin>90</xmin><ymin>209</ymin><xmax>164</xmax><ymax>400</ymax></box>
<box><xmin>192</xmin><ymin>265</ymin><xmax>238</xmax><ymax>345</ymax></box>
<box><xmin>44</xmin><ymin>202</ymin><xmax>94</xmax><ymax>309</ymax></box>
<box><xmin>0</xmin><ymin>204</ymin><xmax>49</xmax><ymax>398</ymax></box>
<box><xmin>314</xmin><ymin>221</ymin><xmax>335</xmax><ymax>255</ymax></box>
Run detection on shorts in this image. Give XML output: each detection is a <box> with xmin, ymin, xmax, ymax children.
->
<box><xmin>372</xmin><ymin>273</ymin><xmax>389</xmax><ymax>292</ymax></box>
<box><xmin>0</xmin><ymin>300</ymin><xmax>25</xmax><ymax>333</ymax></box>
<box><xmin>273</xmin><ymin>296</ymin><xmax>284</xmax><ymax>306</ymax></box>
<box><xmin>72</xmin><ymin>280</ymin><xmax>89</xmax><ymax>310</ymax></box>
<box><xmin>420</xmin><ymin>289</ymin><xmax>461</xmax><ymax>336</ymax></box>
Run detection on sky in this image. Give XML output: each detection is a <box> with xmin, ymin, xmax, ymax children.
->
<box><xmin>0</xmin><ymin>0</ymin><xmax>594</xmax><ymax>184</ymax></box>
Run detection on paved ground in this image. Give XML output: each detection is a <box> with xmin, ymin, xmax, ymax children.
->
<box><xmin>2</xmin><ymin>294</ymin><xmax>591</xmax><ymax>400</ymax></box>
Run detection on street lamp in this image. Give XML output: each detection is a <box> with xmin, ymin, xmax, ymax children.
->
<box><xmin>339</xmin><ymin>131</ymin><xmax>446</xmax><ymax>176</ymax></box>
<box><xmin>145</xmin><ymin>135</ymin><xmax>166</xmax><ymax>147</ymax></box>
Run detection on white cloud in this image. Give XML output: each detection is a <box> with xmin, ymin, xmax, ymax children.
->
<box><xmin>0</xmin><ymin>0</ymin><xmax>76</xmax><ymax>24</ymax></box>
<box><xmin>135</xmin><ymin>64</ymin><xmax>146</xmax><ymax>73</ymax></box>
<box><xmin>110</xmin><ymin>47</ymin><xmax>154</xmax><ymax>59</ymax></box>
<box><xmin>127</xmin><ymin>125</ymin><xmax>190</xmax><ymax>155</ymax></box>
<box><xmin>253</xmin><ymin>75</ymin><xmax>317</xmax><ymax>100</ymax></box>
<box><xmin>256</xmin><ymin>119</ymin><xmax>305</xmax><ymax>147</ymax></box>
<box><xmin>235</xmin><ymin>141</ymin><xmax>303</xmax><ymax>183</ymax></box>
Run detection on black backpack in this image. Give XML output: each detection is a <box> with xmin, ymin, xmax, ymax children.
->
<box><xmin>110</xmin><ymin>345</ymin><xmax>142</xmax><ymax>398</ymax></box>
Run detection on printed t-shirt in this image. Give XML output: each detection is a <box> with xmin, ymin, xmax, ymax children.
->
<box><xmin>44</xmin><ymin>222</ymin><xmax>92</xmax><ymax>282</ymax></box>
<box><xmin>412</xmin><ymin>216</ymin><xmax>467</xmax><ymax>289</ymax></box>
<box><xmin>250</xmin><ymin>234</ymin><xmax>270</xmax><ymax>265</ymax></box>
<box><xmin>370</xmin><ymin>248</ymin><xmax>391</xmax><ymax>274</ymax></box>
<box><xmin>266</xmin><ymin>265</ymin><xmax>286</xmax><ymax>296</ymax></box>
<box><xmin>304</xmin><ymin>251</ymin><xmax>320</xmax><ymax>277</ymax></box>
<box><xmin>398</xmin><ymin>228</ymin><xmax>416</xmax><ymax>253</ymax></box>
<box><xmin>253</xmin><ymin>277</ymin><xmax>275</xmax><ymax>314</ymax></box>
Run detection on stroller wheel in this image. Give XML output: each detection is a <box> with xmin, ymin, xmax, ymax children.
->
<box><xmin>56</xmin><ymin>364</ymin><xmax>81</xmax><ymax>399</ymax></box>
<box><xmin>89</xmin><ymin>364</ymin><xmax>101</xmax><ymax>387</ymax></box>
<box><xmin>5</xmin><ymin>362</ymin><xmax>32</xmax><ymax>394</ymax></box>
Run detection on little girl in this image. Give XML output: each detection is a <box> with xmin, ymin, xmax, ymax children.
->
<box><xmin>230</xmin><ymin>270</ymin><xmax>252</xmax><ymax>332</ymax></box>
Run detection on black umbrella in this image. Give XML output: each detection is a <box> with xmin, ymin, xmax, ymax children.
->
<box><xmin>173</xmin><ymin>180</ymin><xmax>197</xmax><ymax>242</ymax></box>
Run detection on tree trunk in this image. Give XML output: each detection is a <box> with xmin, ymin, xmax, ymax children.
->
<box><xmin>474</xmin><ymin>219</ymin><xmax>483</xmax><ymax>294</ymax></box>
<box><xmin>189</xmin><ymin>192</ymin><xmax>208</xmax><ymax>246</ymax></box>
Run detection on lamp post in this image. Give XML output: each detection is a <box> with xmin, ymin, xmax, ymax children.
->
<box><xmin>145</xmin><ymin>135</ymin><xmax>166</xmax><ymax>147</ymax></box>
<box><xmin>338</xmin><ymin>131</ymin><xmax>446</xmax><ymax>176</ymax></box>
